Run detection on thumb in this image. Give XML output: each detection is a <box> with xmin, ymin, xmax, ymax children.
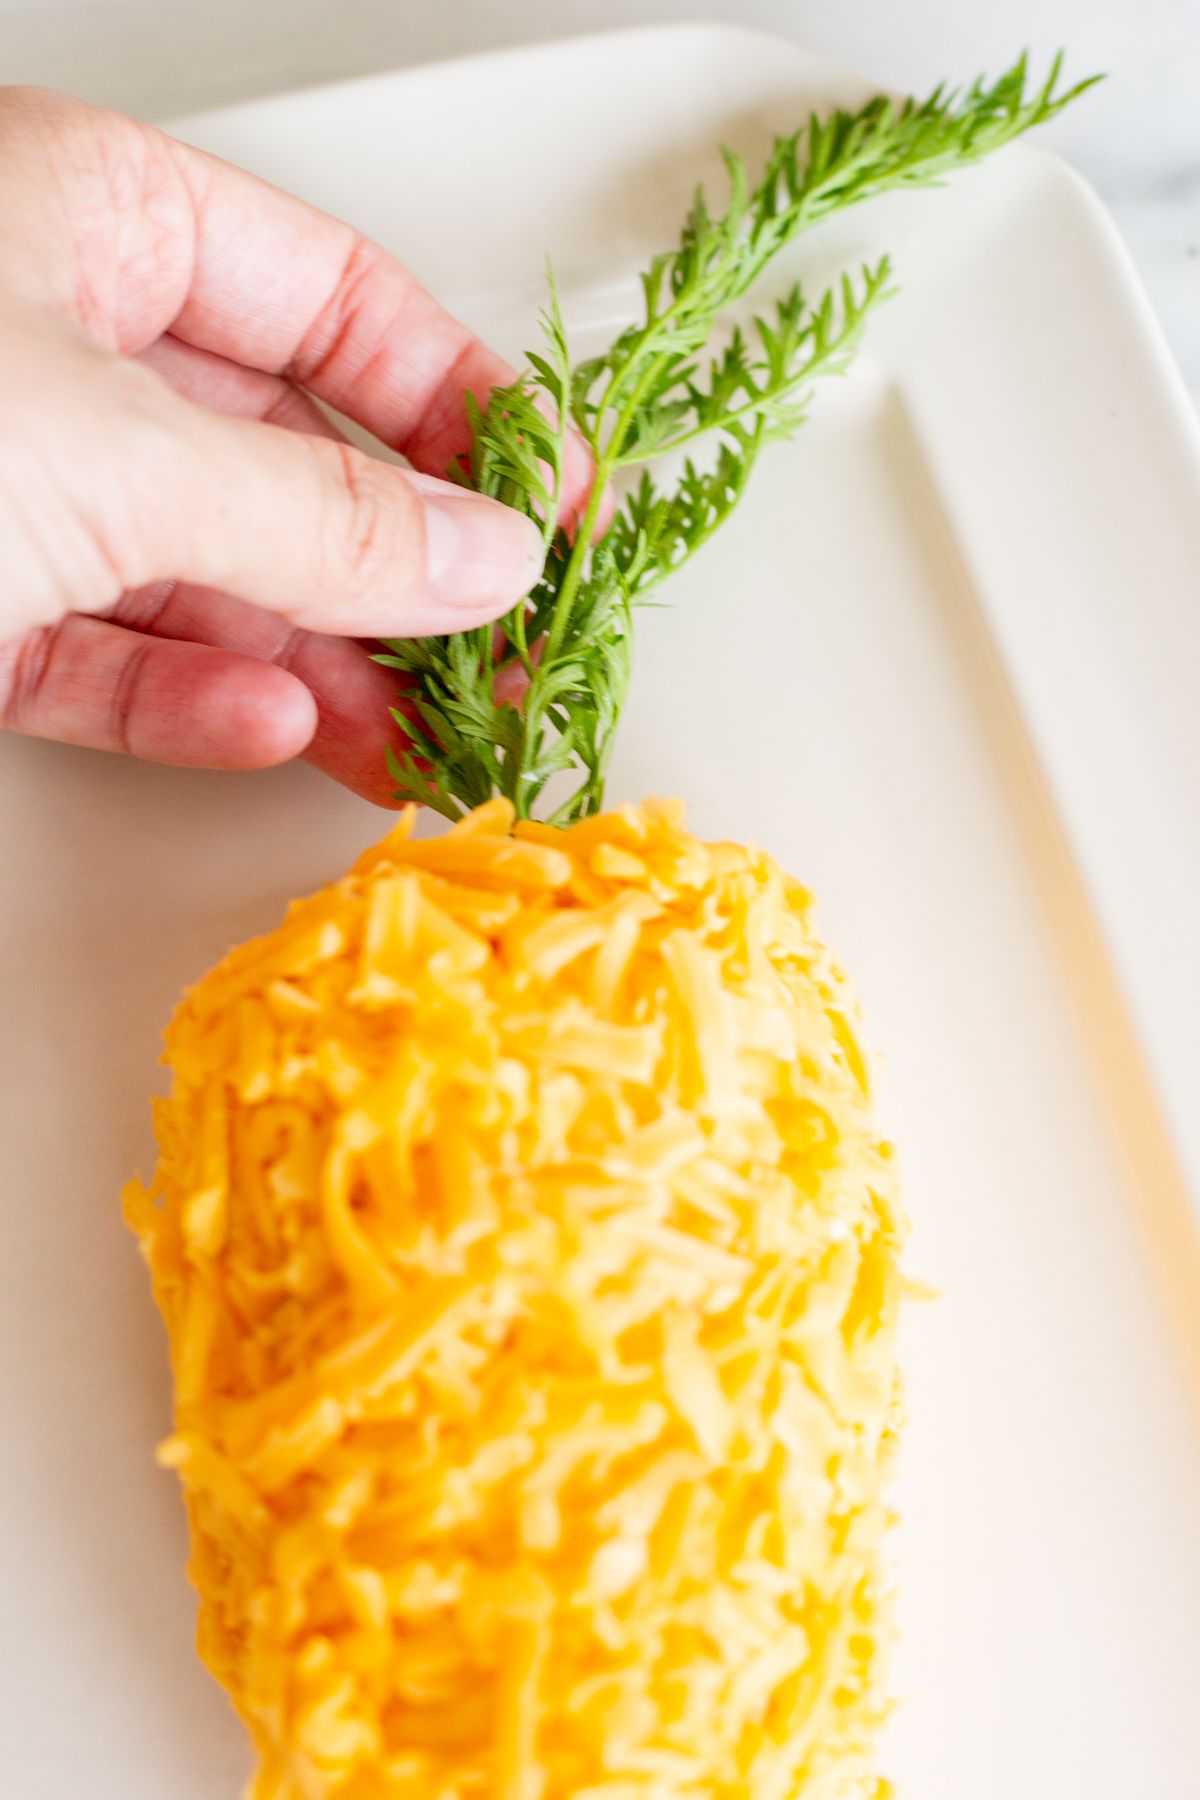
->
<box><xmin>3</xmin><ymin>326</ymin><xmax>545</xmax><ymax>641</ymax></box>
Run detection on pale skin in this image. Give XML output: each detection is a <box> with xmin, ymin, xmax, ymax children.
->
<box><xmin>0</xmin><ymin>87</ymin><xmax>592</xmax><ymax>804</ymax></box>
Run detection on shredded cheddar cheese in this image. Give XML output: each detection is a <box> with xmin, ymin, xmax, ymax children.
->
<box><xmin>125</xmin><ymin>799</ymin><xmax>905</xmax><ymax>1800</ymax></box>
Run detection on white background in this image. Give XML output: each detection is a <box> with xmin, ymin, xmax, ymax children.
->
<box><xmin>2</xmin><ymin>0</ymin><xmax>1198</xmax><ymax>405</ymax></box>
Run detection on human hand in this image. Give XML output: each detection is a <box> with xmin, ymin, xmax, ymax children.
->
<box><xmin>0</xmin><ymin>87</ymin><xmax>581</xmax><ymax>803</ymax></box>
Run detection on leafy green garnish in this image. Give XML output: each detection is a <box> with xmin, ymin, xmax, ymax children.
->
<box><xmin>377</xmin><ymin>52</ymin><xmax>1097</xmax><ymax>822</ymax></box>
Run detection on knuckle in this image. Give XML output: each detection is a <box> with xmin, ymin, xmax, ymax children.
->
<box><xmin>107</xmin><ymin>635</ymin><xmax>153</xmax><ymax>755</ymax></box>
<box><xmin>286</xmin><ymin>236</ymin><xmax>386</xmax><ymax>391</ymax></box>
<box><xmin>319</xmin><ymin>441</ymin><xmax>420</xmax><ymax>602</ymax></box>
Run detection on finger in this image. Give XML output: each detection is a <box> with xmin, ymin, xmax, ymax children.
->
<box><xmin>0</xmin><ymin>613</ymin><xmax>317</xmax><ymax>767</ymax></box>
<box><xmin>155</xmin><ymin>156</ymin><xmax>600</xmax><ymax>517</ymax></box>
<box><xmin>137</xmin><ymin>333</ymin><xmax>341</xmax><ymax>438</ymax></box>
<box><xmin>161</xmin><ymin>139</ymin><xmax>515</xmax><ymax>476</ymax></box>
<box><xmin>115</xmin><ymin>579</ymin><xmax>411</xmax><ymax>805</ymax></box>
<box><xmin>300</xmin><ymin>643</ymin><xmax>413</xmax><ymax>806</ymax></box>
<box><xmin>0</xmin><ymin>89</ymin><xmax>512</xmax><ymax>471</ymax></box>
<box><xmin>159</xmin><ymin>404</ymin><xmax>545</xmax><ymax>635</ymax></box>
<box><xmin>1</xmin><ymin>89</ymin><xmax>601</xmax><ymax>523</ymax></box>
<box><xmin>10</xmin><ymin>343</ymin><xmax>545</xmax><ymax>642</ymax></box>
<box><xmin>141</xmin><ymin>332</ymin><xmax>609</xmax><ymax>538</ymax></box>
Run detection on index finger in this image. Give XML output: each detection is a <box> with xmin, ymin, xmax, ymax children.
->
<box><xmin>165</xmin><ymin>129</ymin><xmax>507</xmax><ymax>475</ymax></box>
<box><xmin>0</xmin><ymin>87</ymin><xmax>521</xmax><ymax>479</ymax></box>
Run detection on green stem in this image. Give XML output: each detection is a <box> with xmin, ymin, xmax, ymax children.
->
<box><xmin>614</xmin><ymin>335</ymin><xmax>853</xmax><ymax>466</ymax></box>
<box><xmin>539</xmin><ymin>462</ymin><xmax>611</xmax><ymax>667</ymax></box>
<box><xmin>527</xmin><ymin>335</ymin><xmax>677</xmax><ymax>694</ymax></box>
<box><xmin>510</xmin><ymin>463</ymin><xmax>611</xmax><ymax>814</ymax></box>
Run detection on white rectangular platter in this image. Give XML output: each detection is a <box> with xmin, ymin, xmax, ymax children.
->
<box><xmin>2</xmin><ymin>25</ymin><xmax>1199</xmax><ymax>1799</ymax></box>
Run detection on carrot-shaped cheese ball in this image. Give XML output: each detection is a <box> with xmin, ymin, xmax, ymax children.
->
<box><xmin>126</xmin><ymin>799</ymin><xmax>905</xmax><ymax>1799</ymax></box>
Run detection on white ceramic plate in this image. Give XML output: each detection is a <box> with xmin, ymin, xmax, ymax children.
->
<box><xmin>2</xmin><ymin>25</ymin><xmax>1199</xmax><ymax>1799</ymax></box>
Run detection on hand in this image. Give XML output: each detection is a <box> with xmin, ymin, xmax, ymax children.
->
<box><xmin>0</xmin><ymin>87</ymin><xmax>578</xmax><ymax>803</ymax></box>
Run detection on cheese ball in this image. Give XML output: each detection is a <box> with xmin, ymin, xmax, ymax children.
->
<box><xmin>125</xmin><ymin>798</ymin><xmax>905</xmax><ymax>1800</ymax></box>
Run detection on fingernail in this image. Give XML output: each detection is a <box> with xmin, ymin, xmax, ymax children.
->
<box><xmin>413</xmin><ymin>478</ymin><xmax>544</xmax><ymax>617</ymax></box>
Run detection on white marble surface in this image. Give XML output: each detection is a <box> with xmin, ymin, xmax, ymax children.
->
<box><xmin>1</xmin><ymin>0</ymin><xmax>1198</xmax><ymax>407</ymax></box>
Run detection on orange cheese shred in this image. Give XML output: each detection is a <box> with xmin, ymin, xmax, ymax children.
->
<box><xmin>125</xmin><ymin>800</ymin><xmax>905</xmax><ymax>1799</ymax></box>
